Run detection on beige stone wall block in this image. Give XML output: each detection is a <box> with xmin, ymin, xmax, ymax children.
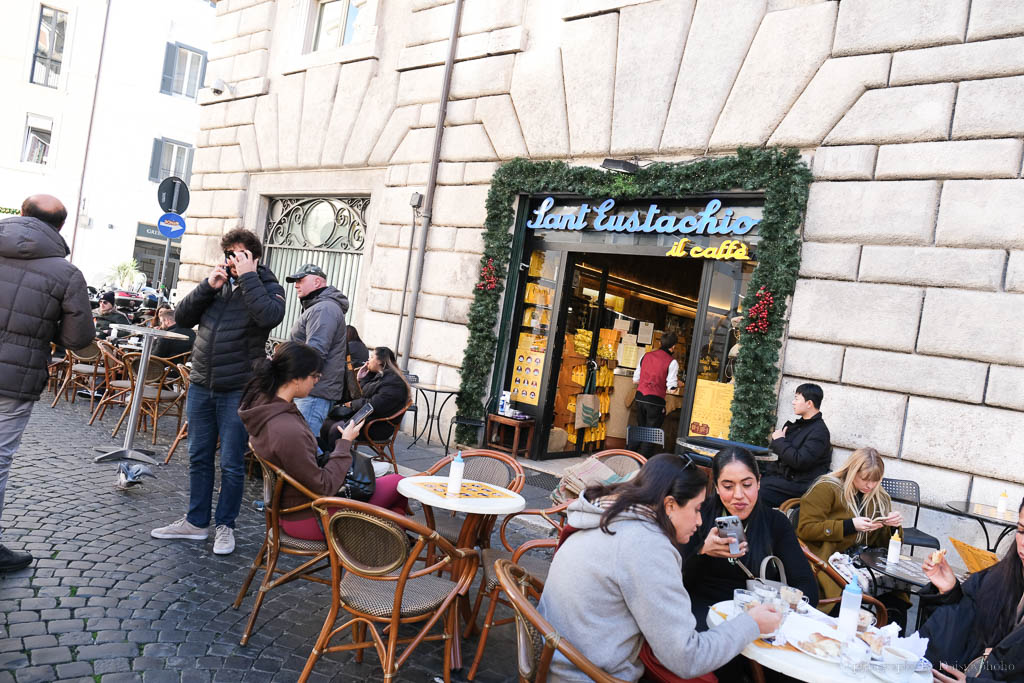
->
<box><xmin>1007</xmin><ymin>251</ymin><xmax>1024</xmax><ymax>293</ymax></box>
<box><xmin>876</xmin><ymin>139</ymin><xmax>1024</xmax><ymax>180</ymax></box>
<box><xmin>414</xmin><ymin>293</ymin><xmax>447</xmax><ymax>321</ymax></box>
<box><xmin>778</xmin><ymin>377</ymin><xmax>907</xmax><ymax>455</ymax></box>
<box><xmin>253</xmin><ymin>93</ymin><xmax>279</xmax><ymax>170</ymax></box>
<box><xmin>433</xmin><ymin>185</ymin><xmax>489</xmax><ymax>227</ymax></box>
<box><xmin>276</xmin><ymin>73</ymin><xmax>305</xmax><ymax>169</ymax></box>
<box><xmin>217</xmin><ymin>145</ymin><xmax>244</xmax><ymax>173</ymax></box>
<box><xmin>476</xmin><ymin>95</ymin><xmax>528</xmax><ymax>159</ymax></box>
<box><xmin>196</xmin><ymin>130</ymin><xmax>210</xmax><ymax>148</ymax></box>
<box><xmin>186</xmin><ymin>190</ymin><xmax>214</xmax><ymax>219</ymax></box>
<box><xmin>199</xmin><ymin>102</ymin><xmax>227</xmax><ymax>131</ymax></box>
<box><xmin>368</xmin><ymin>106</ymin><xmax>421</xmax><ymax>166</ymax></box>
<box><xmin>464</xmin><ymin>162</ymin><xmax>498</xmax><ymax>184</ymax></box>
<box><xmin>445</xmin><ymin>297</ymin><xmax>471</xmax><ymax>325</ymax></box>
<box><xmin>373</xmin><ymin>224</ymin><xmax>401</xmax><ymax>249</ymax></box>
<box><xmin>385</xmin><ymin>165</ymin><xmax>409</xmax><ymax>187</ymax></box>
<box><xmin>810</xmin><ymin>145</ymin><xmax>877</xmax><ymax>180</ymax></box>
<box><xmin>223</xmin><ymin>98</ymin><xmax>257</xmax><ymax>128</ymax></box>
<box><xmin>562</xmin><ymin>0</ymin><xmax>658</xmax><ymax>19</ymax></box>
<box><xmin>789</xmin><ymin>279</ymin><xmax>923</xmax><ymax>352</ymax></box>
<box><xmin>842</xmin><ymin>347</ymin><xmax>988</xmax><ymax>403</ymax></box>
<box><xmin>510</xmin><ymin>49</ymin><xmax>569</xmax><ymax>158</ymax></box>
<box><xmin>203</xmin><ymin>173</ymin><xmax>249</xmax><ymax>191</ymax></box>
<box><xmin>192</xmin><ymin>146</ymin><xmax>222</xmax><ymax>174</ymax></box>
<box><xmin>769</xmin><ymin>54</ymin><xmax>890</xmax><ymax>148</ymax></box>
<box><xmin>660</xmin><ymin>0</ymin><xmax>766</xmax><ymax>152</ymax></box>
<box><xmin>936</xmin><ymin>181</ymin><xmax>1024</xmax><ymax>250</ymax></box>
<box><xmin>409</xmin><ymin>318</ymin><xmax>470</xmax><ymax>367</ymax></box>
<box><xmin>902</xmin><ymin>398</ymin><xmax>1024</xmax><ymax>483</ymax></box>
<box><xmin>891</xmin><ymin>37</ymin><xmax>1024</xmax><ymax>87</ymax></box>
<box><xmin>454</xmin><ymin>227</ymin><xmax>484</xmax><ymax>253</ymax></box>
<box><xmin>561</xmin><ymin>13</ymin><xmax>617</xmax><ymax>156</ymax></box>
<box><xmin>918</xmin><ymin>289</ymin><xmax>1024</xmax><ymax>365</ymax></box>
<box><xmin>436</xmin><ymin>162</ymin><xmax>465</xmax><ymax>185</ymax></box>
<box><xmin>343</xmin><ymin>72</ymin><xmax>399</xmax><ymax>167</ymax></box>
<box><xmin>390</xmin><ymin>128</ymin><xmax>433</xmax><ymax>165</ymax></box>
<box><xmin>987</xmin><ymin>364</ymin><xmax>1024</xmax><ymax>411</ymax></box>
<box><xmin>408</xmin><ymin>0</ymin><xmax>524</xmax><ymax>46</ymax></box>
<box><xmin>880</xmin><ymin>459</ymin><xmax>971</xmax><ymax>508</ymax></box>
<box><xmin>192</xmin><ymin>218</ymin><xmax>225</xmax><ymax>237</ymax></box>
<box><xmin>231</xmin><ymin>49</ymin><xmax>268</xmax><ymax>82</ymax></box>
<box><xmin>322</xmin><ymin>60</ymin><xmax>377</xmax><ymax>167</ymax></box>
<box><xmin>213</xmin><ymin>9</ymin><xmax>241</xmax><ymax>43</ymax></box>
<box><xmin>297</xmin><ymin>64</ymin><xmax>342</xmax><ymax>169</ymax></box>
<box><xmin>952</xmin><ymin>75</ymin><xmax>1024</xmax><ymax>140</ymax></box>
<box><xmin>798</xmin><ymin>242</ymin><xmax>861</xmax><ymax>280</ymax></box>
<box><xmin>421</xmin><ymin>250</ymin><xmax>482</xmax><ymax>297</ymax></box>
<box><xmin>450</xmin><ymin>55</ymin><xmax>515</xmax><ymax>100</ymax></box>
<box><xmin>710</xmin><ymin>2</ymin><xmax>837</xmax><ymax>150</ymax></box>
<box><xmin>833</xmin><ymin>0</ymin><xmax>968</xmax><ymax>56</ymax></box>
<box><xmin>205</xmin><ymin>56</ymin><xmax>233</xmax><ymax>87</ymax></box>
<box><xmin>362</xmin><ymin>310</ymin><xmax>400</xmax><ymax>351</ymax></box>
<box><xmin>804</xmin><ymin>181</ymin><xmax>939</xmax><ymax>245</ymax></box>
<box><xmin>406</xmin><ymin>163</ymin><xmax>430</xmax><ymax>185</ymax></box>
<box><xmin>611</xmin><ymin>0</ymin><xmax>694</xmax><ymax>154</ymax></box>
<box><xmin>419</xmin><ymin>99</ymin><xmax>476</xmax><ymax>127</ymax></box>
<box><xmin>210</xmin><ymin>35</ymin><xmax>249</xmax><ymax>62</ymax></box>
<box><xmin>208</xmin><ymin>127</ymin><xmax>239</xmax><ymax>146</ymax></box>
<box><xmin>439</xmin><ymin>123</ymin><xmax>497</xmax><ymax>162</ymax></box>
<box><xmin>427</xmin><ymin>226</ymin><xmax>457</xmax><ymax>251</ymax></box>
<box><xmin>781</xmin><ymin>339</ymin><xmax>845</xmax><ymax>382</ymax></box>
<box><xmin>825</xmin><ymin>83</ymin><xmax>956</xmax><ymax>145</ymax></box>
<box><xmin>369</xmin><ymin>247</ymin><xmax>413</xmax><ymax>290</ymax></box>
<box><xmin>237</xmin><ymin>1</ymin><xmax>275</xmax><ymax>36</ymax></box>
<box><xmin>860</xmin><ymin>246</ymin><xmax>1005</xmax><ymax>291</ymax></box>
<box><xmin>367</xmin><ymin>287</ymin><xmax>393</xmax><ymax>313</ymax></box>
<box><xmin>398</xmin><ymin>27</ymin><xmax>525</xmax><ymax>72</ymax></box>
<box><xmin>249</xmin><ymin>30</ymin><xmax>272</xmax><ymax>51</ymax></box>
<box><xmin>179</xmin><ymin>234</ymin><xmax>221</xmax><ymax>269</ymax></box>
<box><xmin>379</xmin><ymin>186</ymin><xmax>427</xmax><ymax>225</ymax></box>
<box><xmin>967</xmin><ymin>0</ymin><xmax>1024</xmax><ymax>40</ymax></box>
<box><xmin>236</xmin><ymin>124</ymin><xmax>261</xmax><ymax>172</ymax></box>
<box><xmin>211</xmin><ymin>191</ymin><xmax>246</xmax><ymax>219</ymax></box>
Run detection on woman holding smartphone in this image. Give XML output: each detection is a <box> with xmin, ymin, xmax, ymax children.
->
<box><xmin>797</xmin><ymin>447</ymin><xmax>908</xmax><ymax>625</ymax></box>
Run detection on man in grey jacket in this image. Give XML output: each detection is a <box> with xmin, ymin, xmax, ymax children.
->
<box><xmin>0</xmin><ymin>195</ymin><xmax>94</xmax><ymax>572</ymax></box>
<box><xmin>286</xmin><ymin>264</ymin><xmax>349</xmax><ymax>439</ymax></box>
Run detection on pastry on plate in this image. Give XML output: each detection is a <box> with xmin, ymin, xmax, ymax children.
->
<box><xmin>798</xmin><ymin>632</ymin><xmax>842</xmax><ymax>659</ymax></box>
<box><xmin>858</xmin><ymin>630</ymin><xmax>886</xmax><ymax>656</ymax></box>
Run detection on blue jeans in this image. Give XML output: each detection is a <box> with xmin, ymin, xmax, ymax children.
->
<box><xmin>186</xmin><ymin>384</ymin><xmax>248</xmax><ymax>529</ymax></box>
<box><xmin>294</xmin><ymin>396</ymin><xmax>333</xmax><ymax>447</ymax></box>
<box><xmin>0</xmin><ymin>397</ymin><xmax>35</xmax><ymax>540</ymax></box>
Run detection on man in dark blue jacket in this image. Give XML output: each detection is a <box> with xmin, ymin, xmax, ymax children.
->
<box><xmin>151</xmin><ymin>229</ymin><xmax>284</xmax><ymax>555</ymax></box>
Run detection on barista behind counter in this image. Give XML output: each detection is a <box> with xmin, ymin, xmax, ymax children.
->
<box><xmin>630</xmin><ymin>332</ymin><xmax>678</xmax><ymax>456</ymax></box>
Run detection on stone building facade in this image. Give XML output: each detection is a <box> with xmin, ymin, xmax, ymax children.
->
<box><xmin>184</xmin><ymin>0</ymin><xmax>1024</xmax><ymax>530</ymax></box>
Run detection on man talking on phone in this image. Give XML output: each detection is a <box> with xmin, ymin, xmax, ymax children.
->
<box><xmin>151</xmin><ymin>229</ymin><xmax>285</xmax><ymax>555</ymax></box>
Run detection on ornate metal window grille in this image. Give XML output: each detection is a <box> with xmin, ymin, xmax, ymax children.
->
<box><xmin>263</xmin><ymin>196</ymin><xmax>368</xmax><ymax>341</ymax></box>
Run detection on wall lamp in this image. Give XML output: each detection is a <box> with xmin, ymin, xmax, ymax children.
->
<box><xmin>601</xmin><ymin>158</ymin><xmax>640</xmax><ymax>174</ymax></box>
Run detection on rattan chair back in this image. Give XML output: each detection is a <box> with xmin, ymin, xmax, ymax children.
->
<box><xmin>327</xmin><ymin>510</ymin><xmax>408</xmax><ymax>576</ymax></box>
<box><xmin>424</xmin><ymin>449</ymin><xmax>525</xmax><ymax>493</ymax></box>
<box><xmin>591</xmin><ymin>449</ymin><xmax>646</xmax><ymax>477</ymax></box>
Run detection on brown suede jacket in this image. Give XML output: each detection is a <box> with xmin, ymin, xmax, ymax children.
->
<box><xmin>239</xmin><ymin>395</ymin><xmax>352</xmax><ymax>521</ymax></box>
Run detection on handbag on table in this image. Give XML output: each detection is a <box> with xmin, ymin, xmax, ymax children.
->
<box><xmin>735</xmin><ymin>555</ymin><xmax>789</xmax><ymax>592</ymax></box>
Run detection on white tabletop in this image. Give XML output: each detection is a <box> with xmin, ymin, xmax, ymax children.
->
<box><xmin>111</xmin><ymin>324</ymin><xmax>188</xmax><ymax>339</ymax></box>
<box><xmin>707</xmin><ymin>600</ymin><xmax>930</xmax><ymax>683</ymax></box>
<box><xmin>397</xmin><ymin>476</ymin><xmax>526</xmax><ymax>515</ymax></box>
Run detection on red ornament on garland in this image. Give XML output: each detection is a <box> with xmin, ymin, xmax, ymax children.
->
<box><xmin>744</xmin><ymin>286</ymin><xmax>775</xmax><ymax>334</ymax></box>
<box><xmin>475</xmin><ymin>257</ymin><xmax>498</xmax><ymax>291</ymax></box>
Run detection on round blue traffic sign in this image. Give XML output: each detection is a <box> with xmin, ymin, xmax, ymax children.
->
<box><xmin>158</xmin><ymin>212</ymin><xmax>186</xmax><ymax>239</ymax></box>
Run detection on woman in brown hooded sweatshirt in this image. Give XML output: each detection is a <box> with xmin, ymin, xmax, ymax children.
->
<box><xmin>238</xmin><ymin>342</ymin><xmax>365</xmax><ymax>540</ymax></box>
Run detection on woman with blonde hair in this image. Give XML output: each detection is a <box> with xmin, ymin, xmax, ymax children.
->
<box><xmin>797</xmin><ymin>447</ymin><xmax>909</xmax><ymax>626</ymax></box>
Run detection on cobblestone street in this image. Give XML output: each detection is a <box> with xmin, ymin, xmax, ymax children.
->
<box><xmin>0</xmin><ymin>398</ymin><xmax>538</xmax><ymax>683</ymax></box>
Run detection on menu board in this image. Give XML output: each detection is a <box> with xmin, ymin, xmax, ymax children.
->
<box><xmin>510</xmin><ymin>350</ymin><xmax>545</xmax><ymax>405</ymax></box>
<box><xmin>688</xmin><ymin>378</ymin><xmax>734</xmax><ymax>438</ymax></box>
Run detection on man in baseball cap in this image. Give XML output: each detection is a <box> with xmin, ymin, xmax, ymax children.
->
<box><xmin>286</xmin><ymin>264</ymin><xmax>349</xmax><ymax>442</ymax></box>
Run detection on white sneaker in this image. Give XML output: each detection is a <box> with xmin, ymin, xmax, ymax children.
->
<box><xmin>213</xmin><ymin>525</ymin><xmax>235</xmax><ymax>555</ymax></box>
<box><xmin>151</xmin><ymin>516</ymin><xmax>208</xmax><ymax>540</ymax></box>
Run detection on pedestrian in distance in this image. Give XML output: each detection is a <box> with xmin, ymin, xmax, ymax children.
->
<box><xmin>285</xmin><ymin>263</ymin><xmax>350</xmax><ymax>440</ymax></box>
<box><xmin>759</xmin><ymin>382</ymin><xmax>832</xmax><ymax>509</ymax></box>
<box><xmin>93</xmin><ymin>290</ymin><xmax>130</xmax><ymax>339</ymax></box>
<box><xmin>151</xmin><ymin>228</ymin><xmax>285</xmax><ymax>555</ymax></box>
<box><xmin>0</xmin><ymin>194</ymin><xmax>95</xmax><ymax>572</ymax></box>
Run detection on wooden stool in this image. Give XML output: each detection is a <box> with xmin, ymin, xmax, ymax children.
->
<box><xmin>485</xmin><ymin>413</ymin><xmax>535</xmax><ymax>458</ymax></box>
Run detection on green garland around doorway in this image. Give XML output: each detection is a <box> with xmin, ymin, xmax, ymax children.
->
<box><xmin>455</xmin><ymin>148</ymin><xmax>812</xmax><ymax>446</ymax></box>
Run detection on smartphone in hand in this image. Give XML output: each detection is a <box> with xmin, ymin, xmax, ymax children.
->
<box><xmin>340</xmin><ymin>403</ymin><xmax>375</xmax><ymax>431</ymax></box>
<box><xmin>715</xmin><ymin>515</ymin><xmax>746</xmax><ymax>554</ymax></box>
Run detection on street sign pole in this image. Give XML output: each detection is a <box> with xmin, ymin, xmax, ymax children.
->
<box><xmin>155</xmin><ymin>178</ymin><xmax>189</xmax><ymax>299</ymax></box>
<box><xmin>155</xmin><ymin>183</ymin><xmax>181</xmax><ymax>296</ymax></box>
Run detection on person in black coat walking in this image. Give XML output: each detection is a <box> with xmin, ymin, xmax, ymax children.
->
<box><xmin>322</xmin><ymin>346</ymin><xmax>411</xmax><ymax>449</ymax></box>
<box><xmin>919</xmin><ymin>497</ymin><xmax>1024</xmax><ymax>682</ymax></box>
<box><xmin>151</xmin><ymin>229</ymin><xmax>285</xmax><ymax>556</ymax></box>
<box><xmin>760</xmin><ymin>383</ymin><xmax>832</xmax><ymax>509</ymax></box>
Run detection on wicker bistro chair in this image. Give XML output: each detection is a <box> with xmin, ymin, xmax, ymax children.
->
<box><xmin>232</xmin><ymin>454</ymin><xmax>331</xmax><ymax>646</ymax></box>
<box><xmin>466</xmin><ymin>506</ymin><xmax>565</xmax><ymax>680</ymax></box>
<box><xmin>493</xmin><ymin>559</ymin><xmax>629</xmax><ymax>683</ymax></box>
<box><xmin>356</xmin><ymin>397</ymin><xmax>413</xmax><ymax>473</ymax></box>
<box><xmin>300</xmin><ymin>497</ymin><xmax>479</xmax><ymax>683</ymax></box>
<box><xmin>625</xmin><ymin>425</ymin><xmax>664</xmax><ymax>452</ymax></box>
<box><xmin>880</xmin><ymin>478</ymin><xmax>940</xmax><ymax>554</ymax></box>
<box><xmin>88</xmin><ymin>342</ymin><xmax>130</xmax><ymax>426</ymax></box>
<box><xmin>50</xmin><ymin>341</ymin><xmax>103</xmax><ymax>410</ymax></box>
<box><xmin>550</xmin><ymin>449</ymin><xmax>647</xmax><ymax>505</ymax></box>
<box><xmin>164</xmin><ymin>364</ymin><xmax>191</xmax><ymax>464</ymax></box>
<box><xmin>413</xmin><ymin>450</ymin><xmax>526</xmax><ymax>550</ymax></box>
<box><xmin>47</xmin><ymin>343</ymin><xmax>68</xmax><ymax>396</ymax></box>
<box><xmin>799</xmin><ymin>540</ymin><xmax>889</xmax><ymax>626</ymax></box>
<box><xmin>110</xmin><ymin>354</ymin><xmax>184</xmax><ymax>445</ymax></box>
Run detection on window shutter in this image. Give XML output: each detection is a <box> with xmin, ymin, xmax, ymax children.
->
<box><xmin>184</xmin><ymin>147</ymin><xmax>194</xmax><ymax>185</ymax></box>
<box><xmin>197</xmin><ymin>50</ymin><xmax>208</xmax><ymax>92</ymax></box>
<box><xmin>160</xmin><ymin>43</ymin><xmax>176</xmax><ymax>94</ymax></box>
<box><xmin>149</xmin><ymin>138</ymin><xmax>162</xmax><ymax>181</ymax></box>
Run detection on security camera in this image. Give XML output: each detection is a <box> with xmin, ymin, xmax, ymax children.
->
<box><xmin>211</xmin><ymin>78</ymin><xmax>233</xmax><ymax>96</ymax></box>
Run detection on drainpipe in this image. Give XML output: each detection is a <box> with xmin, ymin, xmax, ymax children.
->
<box><xmin>69</xmin><ymin>0</ymin><xmax>113</xmax><ymax>261</ymax></box>
<box><xmin>397</xmin><ymin>0</ymin><xmax>464</xmax><ymax>372</ymax></box>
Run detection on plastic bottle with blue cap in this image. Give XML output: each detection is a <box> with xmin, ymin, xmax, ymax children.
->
<box><xmin>446</xmin><ymin>451</ymin><xmax>465</xmax><ymax>497</ymax></box>
<box><xmin>837</xmin><ymin>572</ymin><xmax>863</xmax><ymax>639</ymax></box>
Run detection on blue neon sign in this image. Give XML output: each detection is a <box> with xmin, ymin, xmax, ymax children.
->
<box><xmin>525</xmin><ymin>197</ymin><xmax>760</xmax><ymax>235</ymax></box>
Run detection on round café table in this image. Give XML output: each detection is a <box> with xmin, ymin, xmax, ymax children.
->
<box><xmin>706</xmin><ymin>600</ymin><xmax>930</xmax><ymax>682</ymax></box>
<box><xmin>397</xmin><ymin>475</ymin><xmax>525</xmax><ymax>669</ymax></box>
<box><xmin>408</xmin><ymin>384</ymin><xmax>459</xmax><ymax>449</ymax></box>
<box><xmin>94</xmin><ymin>324</ymin><xmax>188</xmax><ymax>466</ymax></box>
<box><xmin>945</xmin><ymin>500</ymin><xmax>1019</xmax><ymax>552</ymax></box>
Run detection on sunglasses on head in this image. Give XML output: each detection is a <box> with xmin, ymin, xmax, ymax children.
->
<box><xmin>679</xmin><ymin>453</ymin><xmax>696</xmax><ymax>470</ymax></box>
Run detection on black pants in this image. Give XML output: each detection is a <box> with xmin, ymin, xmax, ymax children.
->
<box><xmin>634</xmin><ymin>394</ymin><xmax>666</xmax><ymax>457</ymax></box>
<box><xmin>759</xmin><ymin>475</ymin><xmax>812</xmax><ymax>509</ymax></box>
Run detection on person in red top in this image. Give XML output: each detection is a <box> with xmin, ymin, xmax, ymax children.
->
<box><xmin>631</xmin><ymin>332</ymin><xmax>678</xmax><ymax>456</ymax></box>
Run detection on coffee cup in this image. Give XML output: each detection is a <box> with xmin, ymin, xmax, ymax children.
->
<box><xmin>780</xmin><ymin>586</ymin><xmax>803</xmax><ymax>610</ymax></box>
<box><xmin>882</xmin><ymin>645</ymin><xmax>918</xmax><ymax>683</ymax></box>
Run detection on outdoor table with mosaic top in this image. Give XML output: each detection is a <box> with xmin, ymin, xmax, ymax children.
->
<box><xmin>945</xmin><ymin>500</ymin><xmax>1020</xmax><ymax>552</ymax></box>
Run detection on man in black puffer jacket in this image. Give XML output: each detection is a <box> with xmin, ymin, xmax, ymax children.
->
<box><xmin>151</xmin><ymin>229</ymin><xmax>284</xmax><ymax>555</ymax></box>
<box><xmin>0</xmin><ymin>195</ymin><xmax>95</xmax><ymax>572</ymax></box>
<box><xmin>760</xmin><ymin>383</ymin><xmax>832</xmax><ymax>509</ymax></box>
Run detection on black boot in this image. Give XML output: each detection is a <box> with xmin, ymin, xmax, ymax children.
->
<box><xmin>0</xmin><ymin>544</ymin><xmax>32</xmax><ymax>572</ymax></box>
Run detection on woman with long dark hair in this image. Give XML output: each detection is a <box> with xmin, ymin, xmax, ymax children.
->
<box><xmin>921</xmin><ymin>498</ymin><xmax>1024</xmax><ymax>682</ymax></box>
<box><xmin>322</xmin><ymin>346</ymin><xmax>411</xmax><ymax>447</ymax></box>
<box><xmin>682</xmin><ymin>447</ymin><xmax>818</xmax><ymax>625</ymax></box>
<box><xmin>537</xmin><ymin>454</ymin><xmax>782</xmax><ymax>682</ymax></box>
<box><xmin>345</xmin><ymin>325</ymin><xmax>369</xmax><ymax>368</ymax></box>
